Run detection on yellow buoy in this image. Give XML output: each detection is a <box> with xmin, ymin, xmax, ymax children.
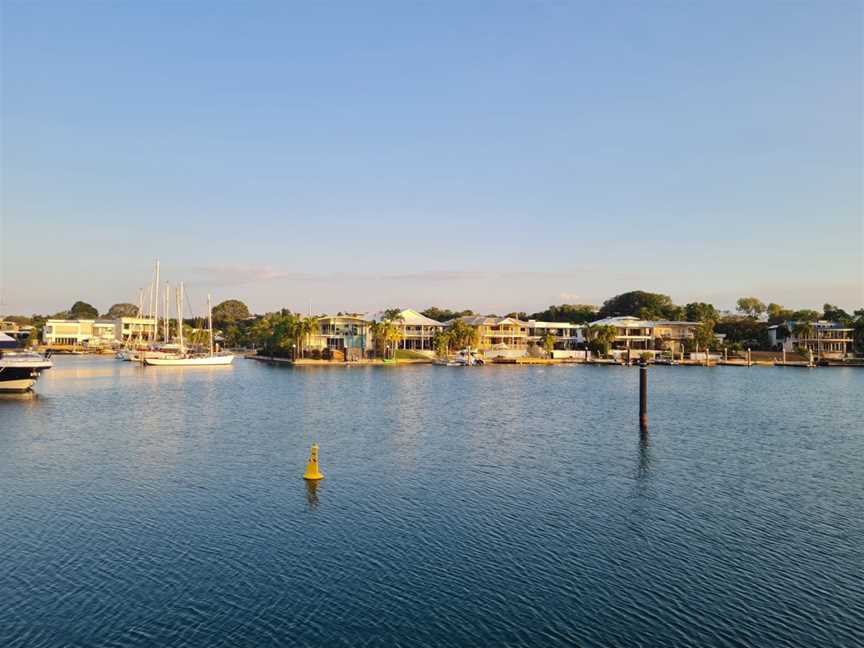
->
<box><xmin>303</xmin><ymin>443</ymin><xmax>324</xmax><ymax>480</ymax></box>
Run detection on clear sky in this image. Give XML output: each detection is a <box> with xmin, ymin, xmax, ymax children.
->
<box><xmin>1</xmin><ymin>1</ymin><xmax>862</xmax><ymax>317</ymax></box>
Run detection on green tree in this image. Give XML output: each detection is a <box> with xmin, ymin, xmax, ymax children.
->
<box><xmin>692</xmin><ymin>320</ymin><xmax>716</xmax><ymax>350</ymax></box>
<box><xmin>448</xmin><ymin>319</ymin><xmax>479</xmax><ymax>351</ymax></box>
<box><xmin>212</xmin><ymin>299</ymin><xmax>250</xmax><ymax>324</ymax></box>
<box><xmin>599</xmin><ymin>291</ymin><xmax>676</xmax><ymax>319</ymax></box>
<box><xmin>371</xmin><ymin>320</ymin><xmax>401</xmax><ymax>359</ymax></box>
<box><xmin>432</xmin><ymin>330</ymin><xmax>451</xmax><ymax>358</ymax></box>
<box><xmin>583</xmin><ymin>324</ymin><xmax>617</xmax><ymax>356</ymax></box>
<box><xmin>736</xmin><ymin>297</ymin><xmax>766</xmax><ymax>319</ymax></box>
<box><xmin>715</xmin><ymin>316</ymin><xmax>770</xmax><ymax>350</ymax></box>
<box><xmin>296</xmin><ymin>317</ymin><xmax>319</xmax><ymax>358</ymax></box>
<box><xmin>684</xmin><ymin>302</ymin><xmax>719</xmax><ymax>323</ymax></box>
<box><xmin>421</xmin><ymin>307</ymin><xmax>474</xmax><ymax>322</ymax></box>
<box><xmin>822</xmin><ymin>304</ymin><xmax>852</xmax><ymax>325</ymax></box>
<box><xmin>792</xmin><ymin>320</ymin><xmax>814</xmax><ymax>348</ymax></box>
<box><xmin>541</xmin><ymin>332</ymin><xmax>555</xmax><ymax>355</ymax></box>
<box><xmin>529</xmin><ymin>304</ymin><xmax>597</xmax><ymax>323</ymax></box>
<box><xmin>766</xmin><ymin>303</ymin><xmax>793</xmax><ymax>324</ymax></box>
<box><xmin>506</xmin><ymin>312</ymin><xmax>528</xmax><ymax>320</ymax></box>
<box><xmin>105</xmin><ymin>303</ymin><xmax>139</xmax><ymax>318</ymax></box>
<box><xmin>790</xmin><ymin>309</ymin><xmax>820</xmax><ymax>322</ymax></box>
<box><xmin>69</xmin><ymin>301</ymin><xmax>98</xmax><ymax>319</ymax></box>
<box><xmin>853</xmin><ymin>309</ymin><xmax>864</xmax><ymax>353</ymax></box>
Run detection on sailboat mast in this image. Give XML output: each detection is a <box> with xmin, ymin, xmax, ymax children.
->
<box><xmin>208</xmin><ymin>294</ymin><xmax>214</xmax><ymax>357</ymax></box>
<box><xmin>136</xmin><ymin>289</ymin><xmax>144</xmax><ymax>345</ymax></box>
<box><xmin>153</xmin><ymin>259</ymin><xmax>160</xmax><ymax>342</ymax></box>
<box><xmin>164</xmin><ymin>282</ymin><xmax>170</xmax><ymax>342</ymax></box>
<box><xmin>178</xmin><ymin>282</ymin><xmax>185</xmax><ymax>352</ymax></box>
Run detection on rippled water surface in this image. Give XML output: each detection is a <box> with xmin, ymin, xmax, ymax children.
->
<box><xmin>1</xmin><ymin>357</ymin><xmax>862</xmax><ymax>647</ymax></box>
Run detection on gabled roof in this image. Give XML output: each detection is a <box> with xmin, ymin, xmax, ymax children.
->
<box><xmin>368</xmin><ymin>309</ymin><xmax>444</xmax><ymax>326</ymax></box>
<box><xmin>445</xmin><ymin>315</ymin><xmax>528</xmax><ymax>327</ymax></box>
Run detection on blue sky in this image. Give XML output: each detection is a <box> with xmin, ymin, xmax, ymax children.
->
<box><xmin>1</xmin><ymin>2</ymin><xmax>861</xmax><ymax>317</ymax></box>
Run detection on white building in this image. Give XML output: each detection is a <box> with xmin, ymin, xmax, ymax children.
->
<box><xmin>527</xmin><ymin>320</ymin><xmax>583</xmax><ymax>356</ymax></box>
<box><xmin>42</xmin><ymin>320</ymin><xmax>118</xmax><ymax>347</ymax></box>
<box><xmin>587</xmin><ymin>316</ymin><xmax>701</xmax><ymax>354</ymax></box>
<box><xmin>115</xmin><ymin>317</ymin><xmax>158</xmax><ymax>342</ymax></box>
<box><xmin>767</xmin><ymin>320</ymin><xmax>853</xmax><ymax>359</ymax></box>
<box><xmin>42</xmin><ymin>316</ymin><xmax>159</xmax><ymax>347</ymax></box>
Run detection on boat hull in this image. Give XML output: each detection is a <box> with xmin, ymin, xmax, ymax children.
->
<box><xmin>0</xmin><ymin>376</ymin><xmax>37</xmax><ymax>391</ymax></box>
<box><xmin>143</xmin><ymin>355</ymin><xmax>235</xmax><ymax>366</ymax></box>
<box><xmin>0</xmin><ymin>363</ymin><xmax>51</xmax><ymax>392</ymax></box>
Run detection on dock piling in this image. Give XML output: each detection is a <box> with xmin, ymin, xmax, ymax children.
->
<box><xmin>639</xmin><ymin>364</ymin><xmax>648</xmax><ymax>431</ymax></box>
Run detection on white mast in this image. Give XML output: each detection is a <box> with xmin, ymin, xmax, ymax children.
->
<box><xmin>207</xmin><ymin>293</ymin><xmax>214</xmax><ymax>357</ymax></box>
<box><xmin>136</xmin><ymin>288</ymin><xmax>144</xmax><ymax>345</ymax></box>
<box><xmin>153</xmin><ymin>259</ymin><xmax>160</xmax><ymax>342</ymax></box>
<box><xmin>164</xmin><ymin>282</ymin><xmax>170</xmax><ymax>342</ymax></box>
<box><xmin>178</xmin><ymin>282</ymin><xmax>185</xmax><ymax>353</ymax></box>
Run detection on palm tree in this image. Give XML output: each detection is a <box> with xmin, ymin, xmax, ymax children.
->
<box><xmin>541</xmin><ymin>332</ymin><xmax>555</xmax><ymax>356</ymax></box>
<box><xmin>295</xmin><ymin>316</ymin><xmax>318</xmax><ymax>358</ymax></box>
<box><xmin>584</xmin><ymin>324</ymin><xmax>617</xmax><ymax>357</ymax></box>
<box><xmin>793</xmin><ymin>320</ymin><xmax>814</xmax><ymax>353</ymax></box>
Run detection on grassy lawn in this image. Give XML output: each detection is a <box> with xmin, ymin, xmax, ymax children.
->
<box><xmin>395</xmin><ymin>349</ymin><xmax>432</xmax><ymax>360</ymax></box>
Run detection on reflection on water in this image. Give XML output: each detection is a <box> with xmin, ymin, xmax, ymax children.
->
<box><xmin>1</xmin><ymin>357</ymin><xmax>863</xmax><ymax>648</ymax></box>
<box><xmin>637</xmin><ymin>430</ymin><xmax>652</xmax><ymax>481</ymax></box>
<box><xmin>304</xmin><ymin>479</ymin><xmax>320</xmax><ymax>509</ymax></box>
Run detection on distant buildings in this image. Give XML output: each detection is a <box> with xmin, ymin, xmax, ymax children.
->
<box><xmin>767</xmin><ymin>321</ymin><xmax>853</xmax><ymax>358</ymax></box>
<box><xmin>42</xmin><ymin>317</ymin><xmax>157</xmax><ymax>347</ymax></box>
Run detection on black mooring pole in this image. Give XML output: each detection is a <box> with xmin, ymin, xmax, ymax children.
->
<box><xmin>639</xmin><ymin>363</ymin><xmax>648</xmax><ymax>431</ymax></box>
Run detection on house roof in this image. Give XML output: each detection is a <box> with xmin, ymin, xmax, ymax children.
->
<box><xmin>528</xmin><ymin>320</ymin><xmax>582</xmax><ymax>329</ymax></box>
<box><xmin>367</xmin><ymin>309</ymin><xmax>444</xmax><ymax>326</ymax></box>
<box><xmin>589</xmin><ymin>316</ymin><xmax>699</xmax><ymax>327</ymax></box>
<box><xmin>445</xmin><ymin>315</ymin><xmax>528</xmax><ymax>327</ymax></box>
<box><xmin>777</xmin><ymin>320</ymin><xmax>853</xmax><ymax>331</ymax></box>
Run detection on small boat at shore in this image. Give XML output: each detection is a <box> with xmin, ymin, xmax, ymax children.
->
<box><xmin>0</xmin><ymin>333</ymin><xmax>52</xmax><ymax>392</ymax></box>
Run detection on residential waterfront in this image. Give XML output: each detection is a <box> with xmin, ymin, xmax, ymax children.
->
<box><xmin>1</xmin><ymin>356</ymin><xmax>862</xmax><ymax>647</ymax></box>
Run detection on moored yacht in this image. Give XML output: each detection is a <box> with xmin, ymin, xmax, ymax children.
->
<box><xmin>143</xmin><ymin>291</ymin><xmax>234</xmax><ymax>367</ymax></box>
<box><xmin>0</xmin><ymin>333</ymin><xmax>52</xmax><ymax>392</ymax></box>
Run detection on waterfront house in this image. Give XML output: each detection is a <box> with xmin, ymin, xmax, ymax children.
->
<box><xmin>307</xmin><ymin>314</ymin><xmax>370</xmax><ymax>360</ymax></box>
<box><xmin>366</xmin><ymin>309</ymin><xmax>444</xmax><ymax>355</ymax></box>
<box><xmin>767</xmin><ymin>320</ymin><xmax>853</xmax><ymax>358</ymax></box>
<box><xmin>526</xmin><ymin>320</ymin><xmax>583</xmax><ymax>356</ymax></box>
<box><xmin>587</xmin><ymin>316</ymin><xmax>701</xmax><ymax>354</ymax></box>
<box><xmin>446</xmin><ymin>315</ymin><xmax>530</xmax><ymax>358</ymax></box>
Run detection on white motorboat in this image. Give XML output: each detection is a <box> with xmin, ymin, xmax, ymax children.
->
<box><xmin>0</xmin><ymin>334</ymin><xmax>52</xmax><ymax>391</ymax></box>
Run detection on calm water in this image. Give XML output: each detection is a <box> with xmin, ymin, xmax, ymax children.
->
<box><xmin>1</xmin><ymin>357</ymin><xmax>862</xmax><ymax>647</ymax></box>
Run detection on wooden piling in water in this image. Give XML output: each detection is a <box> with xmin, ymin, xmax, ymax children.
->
<box><xmin>639</xmin><ymin>364</ymin><xmax>648</xmax><ymax>431</ymax></box>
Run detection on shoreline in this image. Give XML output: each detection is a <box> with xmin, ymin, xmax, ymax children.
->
<box><xmin>244</xmin><ymin>354</ymin><xmax>860</xmax><ymax>368</ymax></box>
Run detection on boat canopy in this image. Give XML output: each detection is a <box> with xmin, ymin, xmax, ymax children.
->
<box><xmin>0</xmin><ymin>332</ymin><xmax>20</xmax><ymax>349</ymax></box>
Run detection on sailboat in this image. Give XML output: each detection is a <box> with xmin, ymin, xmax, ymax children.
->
<box><xmin>143</xmin><ymin>290</ymin><xmax>234</xmax><ymax>367</ymax></box>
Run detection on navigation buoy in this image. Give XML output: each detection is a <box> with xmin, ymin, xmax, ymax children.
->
<box><xmin>303</xmin><ymin>443</ymin><xmax>324</xmax><ymax>480</ymax></box>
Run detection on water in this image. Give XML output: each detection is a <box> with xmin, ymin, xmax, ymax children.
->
<box><xmin>1</xmin><ymin>357</ymin><xmax>862</xmax><ymax>647</ymax></box>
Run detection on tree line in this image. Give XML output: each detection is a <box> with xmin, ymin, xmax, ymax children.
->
<box><xmin>5</xmin><ymin>291</ymin><xmax>863</xmax><ymax>354</ymax></box>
